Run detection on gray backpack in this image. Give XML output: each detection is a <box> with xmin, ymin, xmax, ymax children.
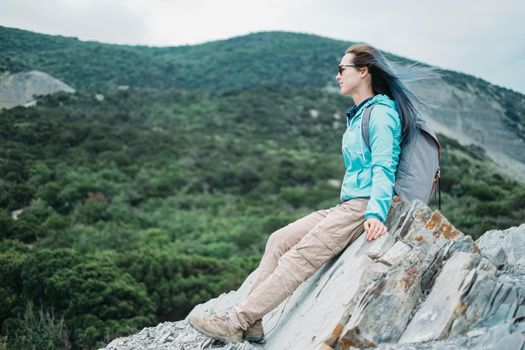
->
<box><xmin>361</xmin><ymin>103</ymin><xmax>441</xmax><ymax>206</ymax></box>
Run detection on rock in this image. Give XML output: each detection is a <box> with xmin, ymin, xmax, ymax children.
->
<box><xmin>0</xmin><ymin>70</ymin><xmax>75</xmax><ymax>109</ymax></box>
<box><xmin>402</xmin><ymin>210</ymin><xmax>462</xmax><ymax>254</ymax></box>
<box><xmin>378</xmin><ymin>240</ymin><xmax>412</xmax><ymax>267</ymax></box>
<box><xmin>448</xmin><ymin>260</ymin><xmax>524</xmax><ymax>338</ymax></box>
<box><xmin>264</xmin><ymin>252</ymin><xmax>389</xmax><ymax>350</ymax></box>
<box><xmin>476</xmin><ymin>224</ymin><xmax>525</xmax><ymax>268</ymax></box>
<box><xmin>367</xmin><ymin>230</ymin><xmax>396</xmax><ymax>260</ymax></box>
<box><xmin>399</xmin><ymin>251</ymin><xmax>481</xmax><ymax>343</ymax></box>
<box><xmin>10</xmin><ymin>208</ymin><xmax>24</xmax><ymax>220</ymax></box>
<box><xmin>339</xmin><ymin>247</ymin><xmax>428</xmax><ymax>348</ymax></box>
<box><xmin>157</xmin><ymin>331</ymin><xmax>172</xmax><ymax>343</ymax></box>
<box><xmin>99</xmin><ymin>198</ymin><xmax>525</xmax><ymax>350</ymax></box>
<box><xmin>490</xmin><ymin>247</ymin><xmax>508</xmax><ymax>268</ymax></box>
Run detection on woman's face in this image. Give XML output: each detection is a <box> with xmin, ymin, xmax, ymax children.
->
<box><xmin>336</xmin><ymin>53</ymin><xmax>364</xmax><ymax>96</ymax></box>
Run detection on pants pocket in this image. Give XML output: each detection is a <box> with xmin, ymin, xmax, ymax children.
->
<box><xmin>294</xmin><ymin>230</ymin><xmax>338</xmax><ymax>269</ymax></box>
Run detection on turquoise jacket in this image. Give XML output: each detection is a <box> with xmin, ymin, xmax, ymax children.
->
<box><xmin>340</xmin><ymin>93</ymin><xmax>402</xmax><ymax>222</ymax></box>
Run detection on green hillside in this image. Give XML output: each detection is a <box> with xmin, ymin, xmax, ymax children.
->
<box><xmin>0</xmin><ymin>25</ymin><xmax>430</xmax><ymax>93</ymax></box>
<box><xmin>1</xmin><ymin>26</ymin><xmax>524</xmax><ymax>350</ymax></box>
<box><xmin>0</xmin><ymin>26</ymin><xmax>348</xmax><ymax>91</ymax></box>
<box><xmin>3</xmin><ymin>25</ymin><xmax>524</xmax><ymax>140</ymax></box>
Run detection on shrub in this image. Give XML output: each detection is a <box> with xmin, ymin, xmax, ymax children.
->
<box><xmin>2</xmin><ymin>301</ymin><xmax>71</xmax><ymax>350</ymax></box>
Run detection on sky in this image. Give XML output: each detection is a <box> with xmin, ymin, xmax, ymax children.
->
<box><xmin>1</xmin><ymin>0</ymin><xmax>524</xmax><ymax>94</ymax></box>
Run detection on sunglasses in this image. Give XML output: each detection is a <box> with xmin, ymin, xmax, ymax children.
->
<box><xmin>338</xmin><ymin>64</ymin><xmax>358</xmax><ymax>75</ymax></box>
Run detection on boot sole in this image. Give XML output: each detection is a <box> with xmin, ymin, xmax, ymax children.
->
<box><xmin>244</xmin><ymin>334</ymin><xmax>265</xmax><ymax>343</ymax></box>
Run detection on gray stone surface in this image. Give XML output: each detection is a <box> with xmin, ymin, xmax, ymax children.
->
<box><xmin>339</xmin><ymin>248</ymin><xmax>427</xmax><ymax>347</ymax></box>
<box><xmin>99</xmin><ymin>198</ymin><xmax>525</xmax><ymax>350</ymax></box>
<box><xmin>476</xmin><ymin>224</ymin><xmax>525</xmax><ymax>269</ymax></box>
<box><xmin>367</xmin><ymin>230</ymin><xmax>396</xmax><ymax>260</ymax></box>
<box><xmin>0</xmin><ymin>70</ymin><xmax>75</xmax><ymax>109</ymax></box>
<box><xmin>399</xmin><ymin>251</ymin><xmax>481</xmax><ymax>343</ymax></box>
<box><xmin>378</xmin><ymin>240</ymin><xmax>412</xmax><ymax>267</ymax></box>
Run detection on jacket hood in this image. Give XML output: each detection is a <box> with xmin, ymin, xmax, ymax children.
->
<box><xmin>368</xmin><ymin>93</ymin><xmax>396</xmax><ymax>109</ymax></box>
<box><xmin>346</xmin><ymin>94</ymin><xmax>397</xmax><ymax>124</ymax></box>
<box><xmin>356</xmin><ymin>94</ymin><xmax>396</xmax><ymax>115</ymax></box>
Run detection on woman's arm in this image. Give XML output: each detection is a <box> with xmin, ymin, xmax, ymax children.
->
<box><xmin>364</xmin><ymin>104</ymin><xmax>402</xmax><ymax>239</ymax></box>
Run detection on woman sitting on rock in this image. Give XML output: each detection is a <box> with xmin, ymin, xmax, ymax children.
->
<box><xmin>189</xmin><ymin>43</ymin><xmax>437</xmax><ymax>344</ymax></box>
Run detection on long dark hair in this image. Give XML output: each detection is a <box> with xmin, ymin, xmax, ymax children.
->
<box><xmin>345</xmin><ymin>44</ymin><xmax>441</xmax><ymax>142</ymax></box>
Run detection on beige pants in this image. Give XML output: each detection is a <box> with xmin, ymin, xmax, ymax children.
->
<box><xmin>233</xmin><ymin>198</ymin><xmax>369</xmax><ymax>330</ymax></box>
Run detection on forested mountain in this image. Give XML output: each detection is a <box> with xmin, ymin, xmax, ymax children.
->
<box><xmin>2</xmin><ymin>25</ymin><xmax>525</xmax><ymax>177</ymax></box>
<box><xmin>0</xmin><ymin>26</ymin><xmax>349</xmax><ymax>91</ymax></box>
<box><xmin>0</xmin><ymin>26</ymin><xmax>524</xmax><ymax>349</ymax></box>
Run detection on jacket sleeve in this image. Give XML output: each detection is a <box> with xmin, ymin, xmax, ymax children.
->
<box><xmin>365</xmin><ymin>105</ymin><xmax>402</xmax><ymax>222</ymax></box>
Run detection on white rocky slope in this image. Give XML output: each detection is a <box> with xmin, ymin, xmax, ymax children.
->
<box><xmin>0</xmin><ymin>70</ymin><xmax>75</xmax><ymax>109</ymax></box>
<box><xmin>100</xmin><ymin>198</ymin><xmax>524</xmax><ymax>350</ymax></box>
<box><xmin>410</xmin><ymin>78</ymin><xmax>525</xmax><ymax>183</ymax></box>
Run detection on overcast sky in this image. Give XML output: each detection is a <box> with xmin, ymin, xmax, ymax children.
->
<box><xmin>1</xmin><ymin>0</ymin><xmax>524</xmax><ymax>94</ymax></box>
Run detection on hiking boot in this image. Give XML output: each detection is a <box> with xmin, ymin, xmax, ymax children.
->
<box><xmin>188</xmin><ymin>311</ymin><xmax>243</xmax><ymax>344</ymax></box>
<box><xmin>243</xmin><ymin>319</ymin><xmax>265</xmax><ymax>343</ymax></box>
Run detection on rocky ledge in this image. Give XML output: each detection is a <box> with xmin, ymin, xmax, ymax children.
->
<box><xmin>99</xmin><ymin>198</ymin><xmax>525</xmax><ymax>349</ymax></box>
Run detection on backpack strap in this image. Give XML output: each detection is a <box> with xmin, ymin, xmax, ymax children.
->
<box><xmin>361</xmin><ymin>102</ymin><xmax>379</xmax><ymax>150</ymax></box>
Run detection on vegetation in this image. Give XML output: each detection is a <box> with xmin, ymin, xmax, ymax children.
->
<box><xmin>0</xmin><ymin>26</ymin><xmax>524</xmax><ymax>349</ymax></box>
<box><xmin>430</xmin><ymin>134</ymin><xmax>525</xmax><ymax>234</ymax></box>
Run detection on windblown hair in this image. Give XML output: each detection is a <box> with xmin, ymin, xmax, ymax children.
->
<box><xmin>345</xmin><ymin>44</ymin><xmax>442</xmax><ymax>142</ymax></box>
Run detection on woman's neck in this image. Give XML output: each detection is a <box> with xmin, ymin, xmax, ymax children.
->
<box><xmin>352</xmin><ymin>90</ymin><xmax>375</xmax><ymax>106</ymax></box>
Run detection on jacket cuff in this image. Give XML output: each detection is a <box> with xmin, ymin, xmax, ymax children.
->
<box><xmin>365</xmin><ymin>212</ymin><xmax>384</xmax><ymax>222</ymax></box>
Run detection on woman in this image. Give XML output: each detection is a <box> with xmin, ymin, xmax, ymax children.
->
<box><xmin>189</xmin><ymin>43</ymin><xmax>438</xmax><ymax>344</ymax></box>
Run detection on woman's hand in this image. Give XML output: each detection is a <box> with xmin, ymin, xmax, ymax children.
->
<box><xmin>364</xmin><ymin>217</ymin><xmax>388</xmax><ymax>241</ymax></box>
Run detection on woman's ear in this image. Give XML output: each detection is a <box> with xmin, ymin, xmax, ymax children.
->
<box><xmin>360</xmin><ymin>66</ymin><xmax>369</xmax><ymax>79</ymax></box>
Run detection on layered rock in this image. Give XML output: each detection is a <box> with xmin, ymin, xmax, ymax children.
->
<box><xmin>99</xmin><ymin>198</ymin><xmax>525</xmax><ymax>350</ymax></box>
